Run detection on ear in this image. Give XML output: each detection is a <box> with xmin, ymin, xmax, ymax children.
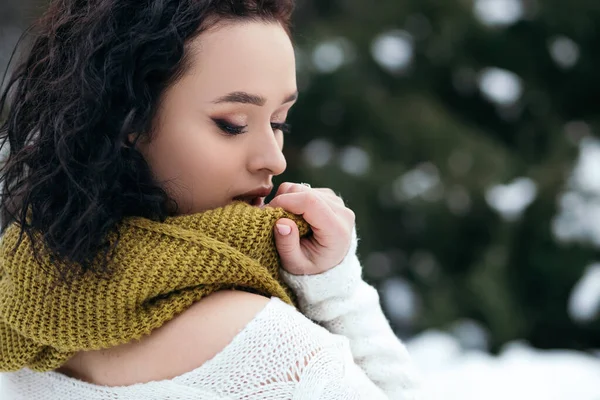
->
<box><xmin>128</xmin><ymin>132</ymin><xmax>137</xmax><ymax>144</ymax></box>
<box><xmin>124</xmin><ymin>132</ymin><xmax>145</xmax><ymax>148</ymax></box>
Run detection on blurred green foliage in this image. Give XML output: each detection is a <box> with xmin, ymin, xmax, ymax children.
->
<box><xmin>283</xmin><ymin>0</ymin><xmax>600</xmax><ymax>352</ymax></box>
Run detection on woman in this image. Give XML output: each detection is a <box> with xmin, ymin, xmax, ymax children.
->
<box><xmin>0</xmin><ymin>0</ymin><xmax>421</xmax><ymax>398</ymax></box>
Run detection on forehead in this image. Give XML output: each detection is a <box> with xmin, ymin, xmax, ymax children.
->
<box><xmin>182</xmin><ymin>21</ymin><xmax>297</xmax><ymax>102</ymax></box>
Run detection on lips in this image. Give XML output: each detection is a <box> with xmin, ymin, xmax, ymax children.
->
<box><xmin>232</xmin><ymin>186</ymin><xmax>272</xmax><ymax>207</ymax></box>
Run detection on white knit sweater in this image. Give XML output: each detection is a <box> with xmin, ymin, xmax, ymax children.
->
<box><xmin>0</xmin><ymin>229</ymin><xmax>422</xmax><ymax>399</ymax></box>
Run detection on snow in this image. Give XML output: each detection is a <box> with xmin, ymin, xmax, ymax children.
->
<box><xmin>371</xmin><ymin>30</ymin><xmax>414</xmax><ymax>72</ymax></box>
<box><xmin>473</xmin><ymin>0</ymin><xmax>524</xmax><ymax>27</ymax></box>
<box><xmin>393</xmin><ymin>163</ymin><xmax>441</xmax><ymax>202</ymax></box>
<box><xmin>478</xmin><ymin>67</ymin><xmax>523</xmax><ymax>106</ymax></box>
<box><xmin>568</xmin><ymin>263</ymin><xmax>600</xmax><ymax>323</ymax></box>
<box><xmin>551</xmin><ymin>138</ymin><xmax>600</xmax><ymax>324</ymax></box>
<box><xmin>407</xmin><ymin>330</ymin><xmax>600</xmax><ymax>400</ymax></box>
<box><xmin>381</xmin><ymin>277</ymin><xmax>419</xmax><ymax>323</ymax></box>
<box><xmin>548</xmin><ymin>36</ymin><xmax>580</xmax><ymax>69</ymax></box>
<box><xmin>485</xmin><ymin>176</ymin><xmax>537</xmax><ymax>220</ymax></box>
<box><xmin>553</xmin><ymin>137</ymin><xmax>600</xmax><ymax>246</ymax></box>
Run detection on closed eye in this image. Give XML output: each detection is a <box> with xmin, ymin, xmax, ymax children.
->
<box><xmin>271</xmin><ymin>122</ymin><xmax>292</xmax><ymax>134</ymax></box>
<box><xmin>213</xmin><ymin>118</ymin><xmax>247</xmax><ymax>135</ymax></box>
<box><xmin>212</xmin><ymin>118</ymin><xmax>292</xmax><ymax>136</ymax></box>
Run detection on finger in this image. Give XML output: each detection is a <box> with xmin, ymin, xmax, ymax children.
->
<box><xmin>275</xmin><ymin>184</ymin><xmax>344</xmax><ymax>212</ymax></box>
<box><xmin>274</xmin><ymin>183</ymin><xmax>344</xmax><ymax>208</ymax></box>
<box><xmin>273</xmin><ymin>182</ymin><xmax>337</xmax><ymax>215</ymax></box>
<box><xmin>273</xmin><ymin>184</ymin><xmax>350</xmax><ymax>229</ymax></box>
<box><xmin>314</xmin><ymin>195</ymin><xmax>355</xmax><ymax>231</ymax></box>
<box><xmin>309</xmin><ymin>189</ymin><xmax>355</xmax><ymax>231</ymax></box>
<box><xmin>313</xmin><ymin>188</ymin><xmax>346</xmax><ymax>207</ymax></box>
<box><xmin>273</xmin><ymin>218</ymin><xmax>309</xmax><ymax>274</ymax></box>
<box><xmin>269</xmin><ymin>192</ymin><xmax>341</xmax><ymax>235</ymax></box>
<box><xmin>274</xmin><ymin>182</ymin><xmax>311</xmax><ymax>197</ymax></box>
<box><xmin>274</xmin><ymin>182</ymin><xmax>295</xmax><ymax>197</ymax></box>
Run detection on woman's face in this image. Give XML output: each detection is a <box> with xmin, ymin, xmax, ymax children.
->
<box><xmin>136</xmin><ymin>21</ymin><xmax>297</xmax><ymax>214</ymax></box>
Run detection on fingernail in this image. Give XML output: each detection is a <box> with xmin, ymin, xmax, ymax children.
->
<box><xmin>276</xmin><ymin>224</ymin><xmax>292</xmax><ymax>235</ymax></box>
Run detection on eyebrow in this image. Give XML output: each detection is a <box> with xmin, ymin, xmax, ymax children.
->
<box><xmin>212</xmin><ymin>91</ymin><xmax>298</xmax><ymax>106</ymax></box>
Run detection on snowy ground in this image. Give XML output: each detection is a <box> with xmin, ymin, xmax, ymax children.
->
<box><xmin>406</xmin><ymin>329</ymin><xmax>600</xmax><ymax>400</ymax></box>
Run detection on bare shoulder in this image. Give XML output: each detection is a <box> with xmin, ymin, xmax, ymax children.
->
<box><xmin>57</xmin><ymin>290</ymin><xmax>272</xmax><ymax>386</ymax></box>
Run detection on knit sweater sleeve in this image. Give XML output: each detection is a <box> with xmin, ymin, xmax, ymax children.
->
<box><xmin>280</xmin><ymin>227</ymin><xmax>423</xmax><ymax>400</ymax></box>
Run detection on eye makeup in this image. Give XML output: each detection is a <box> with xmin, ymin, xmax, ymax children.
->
<box><xmin>212</xmin><ymin>118</ymin><xmax>291</xmax><ymax>136</ymax></box>
<box><xmin>213</xmin><ymin>118</ymin><xmax>248</xmax><ymax>135</ymax></box>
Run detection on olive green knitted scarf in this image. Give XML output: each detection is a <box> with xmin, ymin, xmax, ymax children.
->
<box><xmin>0</xmin><ymin>201</ymin><xmax>310</xmax><ymax>372</ymax></box>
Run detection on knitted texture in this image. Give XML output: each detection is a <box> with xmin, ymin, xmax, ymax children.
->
<box><xmin>0</xmin><ymin>201</ymin><xmax>310</xmax><ymax>372</ymax></box>
<box><xmin>1</xmin><ymin>298</ymin><xmax>390</xmax><ymax>400</ymax></box>
<box><xmin>0</xmin><ymin>232</ymin><xmax>423</xmax><ymax>400</ymax></box>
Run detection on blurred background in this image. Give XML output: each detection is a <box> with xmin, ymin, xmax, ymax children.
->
<box><xmin>1</xmin><ymin>0</ymin><xmax>600</xmax><ymax>399</ymax></box>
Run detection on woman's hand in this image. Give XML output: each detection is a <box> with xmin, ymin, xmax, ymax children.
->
<box><xmin>267</xmin><ymin>182</ymin><xmax>355</xmax><ymax>276</ymax></box>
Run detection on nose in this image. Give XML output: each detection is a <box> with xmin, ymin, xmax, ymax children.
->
<box><xmin>246</xmin><ymin>126</ymin><xmax>287</xmax><ymax>176</ymax></box>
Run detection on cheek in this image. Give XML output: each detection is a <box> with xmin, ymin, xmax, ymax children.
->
<box><xmin>143</xmin><ymin>126</ymin><xmax>237</xmax><ymax>192</ymax></box>
<box><xmin>142</xmin><ymin>133</ymin><xmax>186</xmax><ymax>182</ymax></box>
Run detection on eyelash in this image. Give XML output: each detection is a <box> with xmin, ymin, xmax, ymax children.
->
<box><xmin>213</xmin><ymin>119</ymin><xmax>292</xmax><ymax>136</ymax></box>
<box><xmin>271</xmin><ymin>122</ymin><xmax>292</xmax><ymax>135</ymax></box>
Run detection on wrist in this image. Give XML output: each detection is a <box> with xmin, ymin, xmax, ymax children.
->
<box><xmin>280</xmin><ymin>225</ymin><xmax>362</xmax><ymax>304</ymax></box>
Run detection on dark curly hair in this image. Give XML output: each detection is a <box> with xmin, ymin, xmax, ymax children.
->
<box><xmin>0</xmin><ymin>0</ymin><xmax>294</xmax><ymax>282</ymax></box>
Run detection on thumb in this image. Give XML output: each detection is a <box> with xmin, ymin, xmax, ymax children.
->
<box><xmin>274</xmin><ymin>218</ymin><xmax>307</xmax><ymax>273</ymax></box>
